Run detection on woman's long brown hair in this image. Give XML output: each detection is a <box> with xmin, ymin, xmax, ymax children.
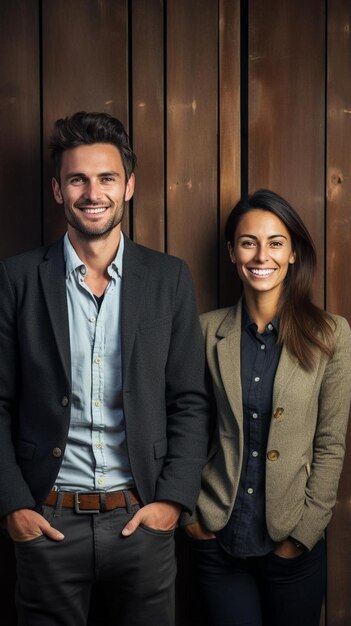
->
<box><xmin>225</xmin><ymin>189</ymin><xmax>335</xmax><ymax>370</ymax></box>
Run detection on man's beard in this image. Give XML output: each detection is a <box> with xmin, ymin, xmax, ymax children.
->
<box><xmin>64</xmin><ymin>202</ymin><xmax>125</xmax><ymax>240</ymax></box>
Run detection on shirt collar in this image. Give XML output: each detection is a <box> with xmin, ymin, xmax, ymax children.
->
<box><xmin>63</xmin><ymin>232</ymin><xmax>124</xmax><ymax>280</ymax></box>
<box><xmin>242</xmin><ymin>300</ymin><xmax>279</xmax><ymax>334</ymax></box>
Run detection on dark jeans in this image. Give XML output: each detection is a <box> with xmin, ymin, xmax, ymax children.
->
<box><xmin>192</xmin><ymin>537</ymin><xmax>326</xmax><ymax>626</ymax></box>
<box><xmin>14</xmin><ymin>501</ymin><xmax>176</xmax><ymax>626</ymax></box>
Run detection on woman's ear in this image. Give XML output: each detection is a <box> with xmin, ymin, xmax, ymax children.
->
<box><xmin>227</xmin><ymin>241</ymin><xmax>236</xmax><ymax>264</ymax></box>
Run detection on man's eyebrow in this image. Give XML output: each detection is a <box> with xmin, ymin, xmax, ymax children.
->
<box><xmin>238</xmin><ymin>233</ymin><xmax>287</xmax><ymax>240</ymax></box>
<box><xmin>65</xmin><ymin>170</ymin><xmax>121</xmax><ymax>179</ymax></box>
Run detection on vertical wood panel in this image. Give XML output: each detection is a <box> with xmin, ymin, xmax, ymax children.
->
<box><xmin>248</xmin><ymin>0</ymin><xmax>326</xmax><ymax>307</ymax></box>
<box><xmin>219</xmin><ymin>0</ymin><xmax>241</xmax><ymax>306</ymax></box>
<box><xmin>132</xmin><ymin>0</ymin><xmax>165</xmax><ymax>251</ymax></box>
<box><xmin>326</xmin><ymin>1</ymin><xmax>351</xmax><ymax>624</ymax></box>
<box><xmin>42</xmin><ymin>0</ymin><xmax>129</xmax><ymax>245</ymax></box>
<box><xmin>167</xmin><ymin>0</ymin><xmax>218</xmax><ymax>313</ymax></box>
<box><xmin>0</xmin><ymin>5</ymin><xmax>40</xmax><ymax>621</ymax></box>
<box><xmin>0</xmin><ymin>0</ymin><xmax>41</xmax><ymax>258</ymax></box>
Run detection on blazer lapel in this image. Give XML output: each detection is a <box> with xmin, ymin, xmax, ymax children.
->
<box><xmin>39</xmin><ymin>238</ymin><xmax>71</xmax><ymax>386</ymax></box>
<box><xmin>216</xmin><ymin>301</ymin><xmax>243</xmax><ymax>430</ymax></box>
<box><xmin>272</xmin><ymin>344</ymin><xmax>299</xmax><ymax>405</ymax></box>
<box><xmin>121</xmin><ymin>236</ymin><xmax>147</xmax><ymax>380</ymax></box>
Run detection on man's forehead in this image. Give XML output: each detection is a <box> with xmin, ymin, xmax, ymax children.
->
<box><xmin>60</xmin><ymin>143</ymin><xmax>124</xmax><ymax>173</ymax></box>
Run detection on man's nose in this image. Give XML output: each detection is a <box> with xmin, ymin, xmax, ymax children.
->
<box><xmin>84</xmin><ymin>180</ymin><xmax>102</xmax><ymax>202</ymax></box>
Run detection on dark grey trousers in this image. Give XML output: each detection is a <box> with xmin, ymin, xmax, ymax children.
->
<box><xmin>14</xmin><ymin>501</ymin><xmax>176</xmax><ymax>626</ymax></box>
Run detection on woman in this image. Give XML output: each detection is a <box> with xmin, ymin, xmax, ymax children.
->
<box><xmin>184</xmin><ymin>189</ymin><xmax>351</xmax><ymax>626</ymax></box>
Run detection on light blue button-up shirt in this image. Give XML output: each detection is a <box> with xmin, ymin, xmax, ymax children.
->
<box><xmin>56</xmin><ymin>232</ymin><xmax>134</xmax><ymax>492</ymax></box>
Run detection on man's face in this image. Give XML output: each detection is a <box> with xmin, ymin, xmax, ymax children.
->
<box><xmin>52</xmin><ymin>143</ymin><xmax>134</xmax><ymax>240</ymax></box>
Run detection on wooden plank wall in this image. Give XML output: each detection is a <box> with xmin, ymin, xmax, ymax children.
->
<box><xmin>1</xmin><ymin>1</ymin><xmax>351</xmax><ymax>624</ymax></box>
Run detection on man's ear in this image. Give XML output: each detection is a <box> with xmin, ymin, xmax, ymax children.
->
<box><xmin>52</xmin><ymin>177</ymin><xmax>63</xmax><ymax>204</ymax></box>
<box><xmin>125</xmin><ymin>173</ymin><xmax>135</xmax><ymax>202</ymax></box>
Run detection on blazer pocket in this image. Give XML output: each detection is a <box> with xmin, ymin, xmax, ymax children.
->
<box><xmin>15</xmin><ymin>439</ymin><xmax>36</xmax><ymax>460</ymax></box>
<box><xmin>154</xmin><ymin>438</ymin><xmax>168</xmax><ymax>459</ymax></box>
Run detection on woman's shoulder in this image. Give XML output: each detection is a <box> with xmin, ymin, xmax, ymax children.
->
<box><xmin>327</xmin><ymin>313</ymin><xmax>351</xmax><ymax>341</ymax></box>
<box><xmin>200</xmin><ymin>301</ymin><xmax>241</xmax><ymax>336</ymax></box>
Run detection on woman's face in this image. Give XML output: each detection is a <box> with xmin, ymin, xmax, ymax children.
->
<box><xmin>228</xmin><ymin>209</ymin><xmax>296</xmax><ymax>301</ymax></box>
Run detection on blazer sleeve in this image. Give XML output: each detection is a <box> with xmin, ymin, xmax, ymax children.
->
<box><xmin>154</xmin><ymin>261</ymin><xmax>210</xmax><ymax>513</ymax></box>
<box><xmin>0</xmin><ymin>262</ymin><xmax>36</xmax><ymax>518</ymax></box>
<box><xmin>291</xmin><ymin>316</ymin><xmax>351</xmax><ymax>549</ymax></box>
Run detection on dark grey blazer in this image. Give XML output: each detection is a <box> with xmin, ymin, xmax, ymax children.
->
<box><xmin>0</xmin><ymin>235</ymin><xmax>209</xmax><ymax>519</ymax></box>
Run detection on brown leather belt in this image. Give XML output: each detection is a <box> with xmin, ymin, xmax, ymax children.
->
<box><xmin>44</xmin><ymin>489</ymin><xmax>139</xmax><ymax>514</ymax></box>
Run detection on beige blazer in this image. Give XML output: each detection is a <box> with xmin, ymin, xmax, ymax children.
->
<box><xmin>191</xmin><ymin>299</ymin><xmax>351</xmax><ymax>550</ymax></box>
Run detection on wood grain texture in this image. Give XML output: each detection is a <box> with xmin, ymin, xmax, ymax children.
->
<box><xmin>42</xmin><ymin>0</ymin><xmax>129</xmax><ymax>244</ymax></box>
<box><xmin>132</xmin><ymin>0</ymin><xmax>165</xmax><ymax>251</ymax></box>
<box><xmin>0</xmin><ymin>0</ymin><xmax>41</xmax><ymax>258</ymax></box>
<box><xmin>326</xmin><ymin>1</ymin><xmax>351</xmax><ymax>624</ymax></box>
<box><xmin>167</xmin><ymin>0</ymin><xmax>218</xmax><ymax>313</ymax></box>
<box><xmin>219</xmin><ymin>0</ymin><xmax>241</xmax><ymax>307</ymax></box>
<box><xmin>248</xmin><ymin>0</ymin><xmax>326</xmax><ymax>307</ymax></box>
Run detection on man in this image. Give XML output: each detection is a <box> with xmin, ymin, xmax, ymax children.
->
<box><xmin>0</xmin><ymin>112</ymin><xmax>209</xmax><ymax>625</ymax></box>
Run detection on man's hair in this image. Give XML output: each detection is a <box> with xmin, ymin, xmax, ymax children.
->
<box><xmin>50</xmin><ymin>111</ymin><xmax>136</xmax><ymax>181</ymax></box>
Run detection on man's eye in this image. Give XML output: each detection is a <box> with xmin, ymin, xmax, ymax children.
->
<box><xmin>101</xmin><ymin>177</ymin><xmax>115</xmax><ymax>183</ymax></box>
<box><xmin>70</xmin><ymin>177</ymin><xmax>84</xmax><ymax>185</ymax></box>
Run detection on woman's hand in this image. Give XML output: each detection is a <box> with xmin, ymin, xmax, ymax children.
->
<box><xmin>273</xmin><ymin>539</ymin><xmax>303</xmax><ymax>559</ymax></box>
<box><xmin>184</xmin><ymin>521</ymin><xmax>216</xmax><ymax>540</ymax></box>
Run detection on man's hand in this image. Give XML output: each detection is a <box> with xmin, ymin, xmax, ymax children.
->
<box><xmin>121</xmin><ymin>501</ymin><xmax>182</xmax><ymax>537</ymax></box>
<box><xmin>273</xmin><ymin>539</ymin><xmax>303</xmax><ymax>559</ymax></box>
<box><xmin>4</xmin><ymin>508</ymin><xmax>64</xmax><ymax>542</ymax></box>
<box><xmin>184</xmin><ymin>521</ymin><xmax>216</xmax><ymax>540</ymax></box>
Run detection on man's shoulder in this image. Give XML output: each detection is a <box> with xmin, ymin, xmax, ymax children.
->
<box><xmin>0</xmin><ymin>239</ymin><xmax>63</xmax><ymax>275</ymax></box>
<box><xmin>124</xmin><ymin>236</ymin><xmax>186</xmax><ymax>272</ymax></box>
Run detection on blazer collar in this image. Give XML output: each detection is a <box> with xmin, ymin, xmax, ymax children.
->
<box><xmin>215</xmin><ymin>297</ymin><xmax>301</xmax><ymax>419</ymax></box>
<box><xmin>121</xmin><ymin>235</ymin><xmax>147</xmax><ymax>378</ymax></box>
<box><xmin>216</xmin><ymin>299</ymin><xmax>243</xmax><ymax>429</ymax></box>
<box><xmin>39</xmin><ymin>238</ymin><xmax>71</xmax><ymax>386</ymax></box>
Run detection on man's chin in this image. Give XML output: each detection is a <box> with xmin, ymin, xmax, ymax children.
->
<box><xmin>68</xmin><ymin>220</ymin><xmax>121</xmax><ymax>240</ymax></box>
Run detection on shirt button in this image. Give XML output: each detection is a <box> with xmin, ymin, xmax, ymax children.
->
<box><xmin>247</xmin><ymin>488</ymin><xmax>254</xmax><ymax>495</ymax></box>
<box><xmin>97</xmin><ymin>477</ymin><xmax>105</xmax><ymax>486</ymax></box>
<box><xmin>80</xmin><ymin>267</ymin><xmax>87</xmax><ymax>275</ymax></box>
<box><xmin>95</xmin><ymin>442</ymin><xmax>103</xmax><ymax>449</ymax></box>
<box><xmin>267</xmin><ymin>450</ymin><xmax>280</xmax><ymax>461</ymax></box>
<box><xmin>252</xmin><ymin>451</ymin><xmax>259</xmax><ymax>458</ymax></box>
<box><xmin>95</xmin><ymin>357</ymin><xmax>102</xmax><ymax>365</ymax></box>
<box><xmin>254</xmin><ymin>376</ymin><xmax>260</xmax><ymax>382</ymax></box>
<box><xmin>52</xmin><ymin>447</ymin><xmax>62</xmax><ymax>458</ymax></box>
<box><xmin>61</xmin><ymin>396</ymin><xmax>69</xmax><ymax>407</ymax></box>
<box><xmin>90</xmin><ymin>316</ymin><xmax>96</xmax><ymax>323</ymax></box>
<box><xmin>95</xmin><ymin>400</ymin><xmax>101</xmax><ymax>408</ymax></box>
<box><xmin>252</xmin><ymin>412</ymin><xmax>258</xmax><ymax>419</ymax></box>
<box><xmin>260</xmin><ymin>344</ymin><xmax>265</xmax><ymax>350</ymax></box>
<box><xmin>267</xmin><ymin>323</ymin><xmax>273</xmax><ymax>331</ymax></box>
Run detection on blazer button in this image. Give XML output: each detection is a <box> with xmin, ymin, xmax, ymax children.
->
<box><xmin>273</xmin><ymin>407</ymin><xmax>284</xmax><ymax>418</ymax></box>
<box><xmin>61</xmin><ymin>396</ymin><xmax>69</xmax><ymax>407</ymax></box>
<box><xmin>267</xmin><ymin>450</ymin><xmax>280</xmax><ymax>461</ymax></box>
<box><xmin>53</xmin><ymin>447</ymin><xmax>62</xmax><ymax>458</ymax></box>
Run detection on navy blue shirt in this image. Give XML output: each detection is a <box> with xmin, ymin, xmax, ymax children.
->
<box><xmin>217</xmin><ymin>304</ymin><xmax>281</xmax><ymax>557</ymax></box>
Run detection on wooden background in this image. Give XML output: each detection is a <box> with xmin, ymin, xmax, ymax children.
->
<box><xmin>1</xmin><ymin>0</ymin><xmax>350</xmax><ymax>624</ymax></box>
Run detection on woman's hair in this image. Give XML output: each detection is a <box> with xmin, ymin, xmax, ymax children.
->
<box><xmin>225</xmin><ymin>189</ymin><xmax>335</xmax><ymax>370</ymax></box>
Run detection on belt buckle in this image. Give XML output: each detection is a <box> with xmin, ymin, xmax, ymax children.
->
<box><xmin>74</xmin><ymin>491</ymin><xmax>100</xmax><ymax>515</ymax></box>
